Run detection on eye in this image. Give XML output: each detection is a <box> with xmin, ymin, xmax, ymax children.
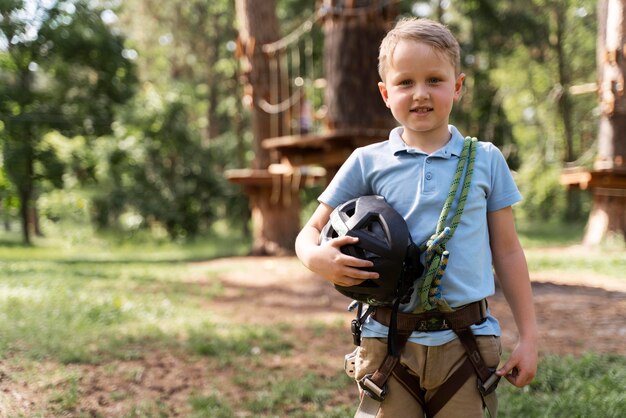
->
<box><xmin>399</xmin><ymin>79</ymin><xmax>413</xmax><ymax>86</ymax></box>
<box><xmin>427</xmin><ymin>77</ymin><xmax>441</xmax><ymax>84</ymax></box>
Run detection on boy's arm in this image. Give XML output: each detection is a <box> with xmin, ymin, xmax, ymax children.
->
<box><xmin>295</xmin><ymin>203</ymin><xmax>379</xmax><ymax>286</ymax></box>
<box><xmin>488</xmin><ymin>206</ymin><xmax>538</xmax><ymax>388</ymax></box>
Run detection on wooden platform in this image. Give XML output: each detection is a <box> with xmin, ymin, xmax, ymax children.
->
<box><xmin>225</xmin><ymin>165</ymin><xmax>326</xmax><ymax>188</ymax></box>
<box><xmin>261</xmin><ymin>128</ymin><xmax>390</xmax><ymax>168</ymax></box>
<box><xmin>561</xmin><ymin>167</ymin><xmax>626</xmax><ymax>192</ymax></box>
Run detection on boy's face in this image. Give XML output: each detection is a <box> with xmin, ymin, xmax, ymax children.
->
<box><xmin>378</xmin><ymin>39</ymin><xmax>464</xmax><ymax>149</ymax></box>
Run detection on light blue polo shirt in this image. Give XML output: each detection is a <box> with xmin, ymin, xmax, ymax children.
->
<box><xmin>318</xmin><ymin>125</ymin><xmax>522</xmax><ymax>346</ymax></box>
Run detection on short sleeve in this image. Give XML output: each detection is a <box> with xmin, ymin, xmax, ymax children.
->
<box><xmin>318</xmin><ymin>148</ymin><xmax>371</xmax><ymax>208</ymax></box>
<box><xmin>485</xmin><ymin>144</ymin><xmax>522</xmax><ymax>212</ymax></box>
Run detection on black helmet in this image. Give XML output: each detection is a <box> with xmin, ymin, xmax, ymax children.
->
<box><xmin>320</xmin><ymin>195</ymin><xmax>421</xmax><ymax>306</ymax></box>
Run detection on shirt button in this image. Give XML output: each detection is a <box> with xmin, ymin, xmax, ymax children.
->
<box><xmin>426</xmin><ymin>159</ymin><xmax>432</xmax><ymax>164</ymax></box>
<box><xmin>425</xmin><ymin>172</ymin><xmax>433</xmax><ymax>180</ymax></box>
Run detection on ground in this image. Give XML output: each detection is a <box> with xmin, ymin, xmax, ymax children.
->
<box><xmin>1</xmin><ymin>250</ymin><xmax>625</xmax><ymax>417</ymax></box>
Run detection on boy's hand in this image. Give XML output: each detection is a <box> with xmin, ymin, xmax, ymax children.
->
<box><xmin>311</xmin><ymin>235</ymin><xmax>379</xmax><ymax>287</ymax></box>
<box><xmin>496</xmin><ymin>338</ymin><xmax>538</xmax><ymax>387</ymax></box>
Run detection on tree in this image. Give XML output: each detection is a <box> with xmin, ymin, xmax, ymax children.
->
<box><xmin>583</xmin><ymin>0</ymin><xmax>626</xmax><ymax>244</ymax></box>
<box><xmin>322</xmin><ymin>0</ymin><xmax>397</xmax><ymax>132</ymax></box>
<box><xmin>235</xmin><ymin>0</ymin><xmax>303</xmax><ymax>255</ymax></box>
<box><xmin>0</xmin><ymin>0</ymin><xmax>137</xmax><ymax>244</ymax></box>
<box><xmin>116</xmin><ymin>0</ymin><xmax>252</xmax><ymax>238</ymax></box>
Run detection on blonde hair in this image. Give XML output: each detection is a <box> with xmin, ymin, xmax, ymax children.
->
<box><xmin>378</xmin><ymin>17</ymin><xmax>461</xmax><ymax>81</ymax></box>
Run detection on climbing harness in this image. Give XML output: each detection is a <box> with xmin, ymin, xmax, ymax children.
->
<box><xmin>349</xmin><ymin>137</ymin><xmax>501</xmax><ymax>418</ymax></box>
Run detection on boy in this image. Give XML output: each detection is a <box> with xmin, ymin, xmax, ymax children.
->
<box><xmin>295</xmin><ymin>17</ymin><xmax>537</xmax><ymax>418</ymax></box>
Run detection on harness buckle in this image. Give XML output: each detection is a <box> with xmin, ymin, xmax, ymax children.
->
<box><xmin>351</xmin><ymin>319</ymin><xmax>362</xmax><ymax>346</ymax></box>
<box><xmin>477</xmin><ymin>369</ymin><xmax>500</xmax><ymax>396</ymax></box>
<box><xmin>359</xmin><ymin>374</ymin><xmax>388</xmax><ymax>402</ymax></box>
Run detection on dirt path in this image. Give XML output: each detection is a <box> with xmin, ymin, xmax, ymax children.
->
<box><xmin>201</xmin><ymin>255</ymin><xmax>626</xmax><ymax>356</ymax></box>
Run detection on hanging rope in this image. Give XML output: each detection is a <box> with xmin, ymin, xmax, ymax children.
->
<box><xmin>415</xmin><ymin>137</ymin><xmax>477</xmax><ymax>313</ymax></box>
<box><xmin>256</xmin><ymin>1</ymin><xmax>401</xmax><ymax>133</ymax></box>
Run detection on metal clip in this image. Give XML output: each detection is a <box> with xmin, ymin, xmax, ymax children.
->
<box><xmin>477</xmin><ymin>369</ymin><xmax>501</xmax><ymax>396</ymax></box>
<box><xmin>344</xmin><ymin>348</ymin><xmax>358</xmax><ymax>379</ymax></box>
<box><xmin>359</xmin><ymin>374</ymin><xmax>388</xmax><ymax>402</ymax></box>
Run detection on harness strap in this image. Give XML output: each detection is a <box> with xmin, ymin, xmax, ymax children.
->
<box><xmin>392</xmin><ymin>363</ymin><xmax>426</xmax><ymax>409</ymax></box>
<box><xmin>354</xmin><ymin>299</ymin><xmax>499</xmax><ymax>417</ymax></box>
<box><xmin>426</xmin><ymin>356</ymin><xmax>475</xmax><ymax>417</ymax></box>
<box><xmin>374</xmin><ymin>299</ymin><xmax>487</xmax><ymax>332</ymax></box>
<box><xmin>453</xmin><ymin>327</ymin><xmax>493</xmax><ymax>385</ymax></box>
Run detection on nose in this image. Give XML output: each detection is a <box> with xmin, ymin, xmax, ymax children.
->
<box><xmin>412</xmin><ymin>83</ymin><xmax>429</xmax><ymax>100</ymax></box>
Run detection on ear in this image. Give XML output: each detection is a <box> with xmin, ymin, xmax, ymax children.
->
<box><xmin>378</xmin><ymin>82</ymin><xmax>390</xmax><ymax>107</ymax></box>
<box><xmin>454</xmin><ymin>73</ymin><xmax>466</xmax><ymax>101</ymax></box>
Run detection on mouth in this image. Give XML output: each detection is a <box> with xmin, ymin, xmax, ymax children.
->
<box><xmin>410</xmin><ymin>106</ymin><xmax>433</xmax><ymax>114</ymax></box>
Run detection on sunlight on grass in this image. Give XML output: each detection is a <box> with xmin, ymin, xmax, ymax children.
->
<box><xmin>0</xmin><ymin>230</ymin><xmax>248</xmax><ymax>364</ymax></box>
<box><xmin>517</xmin><ymin>220</ymin><xmax>586</xmax><ymax>247</ymax></box>
<box><xmin>517</xmin><ymin>221</ymin><xmax>626</xmax><ymax>281</ymax></box>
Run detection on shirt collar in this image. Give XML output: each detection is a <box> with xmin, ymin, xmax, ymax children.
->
<box><xmin>390</xmin><ymin>125</ymin><xmax>465</xmax><ymax>159</ymax></box>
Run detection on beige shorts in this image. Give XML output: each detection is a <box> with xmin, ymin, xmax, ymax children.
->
<box><xmin>354</xmin><ymin>335</ymin><xmax>502</xmax><ymax>418</ymax></box>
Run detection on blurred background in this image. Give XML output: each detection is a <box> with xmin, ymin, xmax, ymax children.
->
<box><xmin>0</xmin><ymin>1</ymin><xmax>625</xmax><ymax>417</ymax></box>
<box><xmin>1</xmin><ymin>0</ymin><xmax>623</xmax><ymax>252</ymax></box>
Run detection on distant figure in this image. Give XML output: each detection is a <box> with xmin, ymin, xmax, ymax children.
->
<box><xmin>299</xmin><ymin>92</ymin><xmax>313</xmax><ymax>134</ymax></box>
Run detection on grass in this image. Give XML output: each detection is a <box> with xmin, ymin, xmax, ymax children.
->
<box><xmin>0</xmin><ymin>221</ymin><xmax>624</xmax><ymax>416</ymax></box>
<box><xmin>517</xmin><ymin>220</ymin><xmax>626</xmax><ymax>281</ymax></box>
<box><xmin>498</xmin><ymin>353</ymin><xmax>626</xmax><ymax>418</ymax></box>
<box><xmin>516</xmin><ymin>220</ymin><xmax>588</xmax><ymax>247</ymax></box>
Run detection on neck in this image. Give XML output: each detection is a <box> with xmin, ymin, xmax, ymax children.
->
<box><xmin>402</xmin><ymin>129</ymin><xmax>451</xmax><ymax>154</ymax></box>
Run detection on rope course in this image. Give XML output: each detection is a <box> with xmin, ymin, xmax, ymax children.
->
<box><xmin>252</xmin><ymin>0</ymin><xmax>401</xmax><ymax>139</ymax></box>
<box><xmin>255</xmin><ymin>9</ymin><xmax>324</xmax><ymax>139</ymax></box>
<box><xmin>230</xmin><ymin>1</ymin><xmax>401</xmax><ymax>208</ymax></box>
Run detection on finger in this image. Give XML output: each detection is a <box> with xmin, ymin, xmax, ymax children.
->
<box><xmin>504</xmin><ymin>367</ymin><xmax>534</xmax><ymax>388</ymax></box>
<box><xmin>511</xmin><ymin>368</ymin><xmax>535</xmax><ymax>387</ymax></box>
<box><xmin>332</xmin><ymin>235</ymin><xmax>360</xmax><ymax>247</ymax></box>
<box><xmin>342</xmin><ymin>255</ymin><xmax>377</xmax><ymax>271</ymax></box>
<box><xmin>496</xmin><ymin>360</ymin><xmax>514</xmax><ymax>377</ymax></box>
<box><xmin>344</xmin><ymin>265</ymin><xmax>378</xmax><ymax>280</ymax></box>
<box><xmin>503</xmin><ymin>367</ymin><xmax>519</xmax><ymax>385</ymax></box>
<box><xmin>334</xmin><ymin>275</ymin><xmax>371</xmax><ymax>287</ymax></box>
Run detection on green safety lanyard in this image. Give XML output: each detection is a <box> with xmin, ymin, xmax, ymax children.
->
<box><xmin>415</xmin><ymin>137</ymin><xmax>477</xmax><ymax>313</ymax></box>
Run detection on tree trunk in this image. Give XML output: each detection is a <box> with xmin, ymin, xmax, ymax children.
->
<box><xmin>322</xmin><ymin>0</ymin><xmax>397</xmax><ymax>131</ymax></box>
<box><xmin>583</xmin><ymin>0</ymin><xmax>626</xmax><ymax>245</ymax></box>
<box><xmin>18</xmin><ymin>188</ymin><xmax>31</xmax><ymax>245</ymax></box>
<box><xmin>553</xmin><ymin>7</ymin><xmax>583</xmax><ymax>221</ymax></box>
<box><xmin>235</xmin><ymin>0</ymin><xmax>300</xmax><ymax>255</ymax></box>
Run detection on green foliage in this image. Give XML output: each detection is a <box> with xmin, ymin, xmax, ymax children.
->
<box><xmin>96</xmin><ymin>0</ymin><xmax>251</xmax><ymax>239</ymax></box>
<box><xmin>515</xmin><ymin>159</ymin><xmax>568</xmax><ymax>221</ymax></box>
<box><xmin>90</xmin><ymin>90</ymin><xmax>228</xmax><ymax>238</ymax></box>
<box><xmin>0</xmin><ymin>0</ymin><xmax>611</xmax><ymax>240</ymax></box>
<box><xmin>0</xmin><ymin>0</ymin><xmax>138</xmax><ymax>242</ymax></box>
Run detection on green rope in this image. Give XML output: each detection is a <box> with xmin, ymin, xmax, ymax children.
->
<box><xmin>415</xmin><ymin>137</ymin><xmax>477</xmax><ymax>313</ymax></box>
